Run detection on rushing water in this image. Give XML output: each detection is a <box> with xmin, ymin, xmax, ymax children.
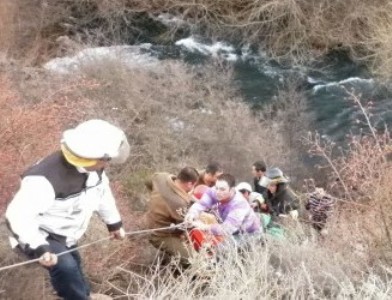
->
<box><xmin>170</xmin><ymin>38</ymin><xmax>392</xmax><ymax>140</ymax></box>
<box><xmin>44</xmin><ymin>16</ymin><xmax>392</xmax><ymax>143</ymax></box>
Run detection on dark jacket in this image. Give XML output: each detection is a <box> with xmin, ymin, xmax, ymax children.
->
<box><xmin>253</xmin><ymin>177</ymin><xmax>268</xmax><ymax>198</ymax></box>
<box><xmin>266</xmin><ymin>184</ymin><xmax>299</xmax><ymax>216</ymax></box>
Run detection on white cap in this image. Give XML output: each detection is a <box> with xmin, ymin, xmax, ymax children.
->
<box><xmin>258</xmin><ymin>176</ymin><xmax>270</xmax><ymax>188</ymax></box>
<box><xmin>62</xmin><ymin>119</ymin><xmax>130</xmax><ymax>163</ymax></box>
<box><xmin>249</xmin><ymin>192</ymin><xmax>265</xmax><ymax>204</ymax></box>
<box><xmin>236</xmin><ymin>182</ymin><xmax>253</xmax><ymax>193</ymax></box>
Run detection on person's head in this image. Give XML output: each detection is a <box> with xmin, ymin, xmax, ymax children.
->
<box><xmin>215</xmin><ymin>173</ymin><xmax>236</xmax><ymax>202</ymax></box>
<box><xmin>203</xmin><ymin>162</ymin><xmax>223</xmax><ymax>186</ymax></box>
<box><xmin>193</xmin><ymin>184</ymin><xmax>209</xmax><ymax>200</ymax></box>
<box><xmin>235</xmin><ymin>182</ymin><xmax>253</xmax><ymax>200</ymax></box>
<box><xmin>252</xmin><ymin>160</ymin><xmax>267</xmax><ymax>179</ymax></box>
<box><xmin>265</xmin><ymin>167</ymin><xmax>288</xmax><ymax>194</ymax></box>
<box><xmin>61</xmin><ymin>119</ymin><xmax>129</xmax><ymax>171</ymax></box>
<box><xmin>176</xmin><ymin>167</ymin><xmax>199</xmax><ymax>193</ymax></box>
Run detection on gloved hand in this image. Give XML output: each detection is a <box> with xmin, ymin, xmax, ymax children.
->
<box><xmin>192</xmin><ymin>221</ymin><xmax>211</xmax><ymax>231</ymax></box>
<box><xmin>289</xmin><ymin>210</ymin><xmax>299</xmax><ymax>220</ymax></box>
<box><xmin>110</xmin><ymin>227</ymin><xmax>126</xmax><ymax>240</ymax></box>
<box><xmin>251</xmin><ymin>202</ymin><xmax>258</xmax><ymax>209</ymax></box>
<box><xmin>39</xmin><ymin>252</ymin><xmax>58</xmax><ymax>267</ymax></box>
<box><xmin>183</xmin><ymin>214</ymin><xmax>197</xmax><ymax>228</ymax></box>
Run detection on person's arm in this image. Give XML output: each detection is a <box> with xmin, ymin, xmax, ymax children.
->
<box><xmin>185</xmin><ymin>191</ymin><xmax>214</xmax><ymax>221</ymax></box>
<box><xmin>5</xmin><ymin>176</ymin><xmax>55</xmax><ymax>257</ymax></box>
<box><xmin>145</xmin><ymin>178</ymin><xmax>153</xmax><ymax>192</ymax></box>
<box><xmin>97</xmin><ymin>173</ymin><xmax>124</xmax><ymax>239</ymax></box>
<box><xmin>284</xmin><ymin>189</ymin><xmax>300</xmax><ymax>213</ymax></box>
<box><xmin>210</xmin><ymin>203</ymin><xmax>249</xmax><ymax>236</ymax></box>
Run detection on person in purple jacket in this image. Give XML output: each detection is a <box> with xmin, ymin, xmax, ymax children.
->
<box><xmin>185</xmin><ymin>173</ymin><xmax>261</xmax><ymax>239</ymax></box>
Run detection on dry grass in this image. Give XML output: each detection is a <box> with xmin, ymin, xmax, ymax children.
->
<box><xmin>0</xmin><ymin>72</ymin><xmax>95</xmax><ymax>212</ymax></box>
<box><xmin>0</xmin><ymin>47</ymin><xmax>391</xmax><ymax>298</ymax></box>
<box><xmin>0</xmin><ymin>58</ymin><xmax>310</xmax><ymax>298</ymax></box>
<box><xmin>363</xmin><ymin>6</ymin><xmax>392</xmax><ymax>81</ymax></box>
<box><xmin>303</xmin><ymin>89</ymin><xmax>392</xmax><ymax>266</ymax></box>
<box><xmin>105</xmin><ymin>236</ymin><xmax>392</xmax><ymax>299</ymax></box>
<box><xmin>0</xmin><ymin>1</ymin><xmax>16</xmax><ymax>54</ymax></box>
<box><xmin>75</xmin><ymin>58</ymin><xmax>306</xmax><ymax>190</ymax></box>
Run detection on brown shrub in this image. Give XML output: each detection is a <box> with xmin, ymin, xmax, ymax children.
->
<box><xmin>75</xmin><ymin>59</ymin><xmax>307</xmax><ymax>190</ymax></box>
<box><xmin>106</xmin><ymin>236</ymin><xmax>391</xmax><ymax>299</ymax></box>
<box><xmin>0</xmin><ymin>1</ymin><xmax>16</xmax><ymax>53</ymax></box>
<box><xmin>0</xmin><ymin>57</ymin><xmax>353</xmax><ymax>298</ymax></box>
<box><xmin>0</xmin><ymin>73</ymin><xmax>97</xmax><ymax>213</ymax></box>
<box><xmin>0</xmin><ymin>67</ymin><xmax>143</xmax><ymax>299</ymax></box>
<box><xmin>304</xmin><ymin>90</ymin><xmax>392</xmax><ymax>265</ymax></box>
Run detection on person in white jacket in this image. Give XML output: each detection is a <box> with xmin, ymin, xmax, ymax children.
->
<box><xmin>5</xmin><ymin>119</ymin><xmax>130</xmax><ymax>300</ymax></box>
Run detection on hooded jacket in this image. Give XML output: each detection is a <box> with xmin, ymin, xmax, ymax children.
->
<box><xmin>145</xmin><ymin>173</ymin><xmax>193</xmax><ymax>236</ymax></box>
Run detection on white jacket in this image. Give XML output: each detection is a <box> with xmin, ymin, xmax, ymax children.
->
<box><xmin>6</xmin><ymin>170</ymin><xmax>121</xmax><ymax>253</ymax></box>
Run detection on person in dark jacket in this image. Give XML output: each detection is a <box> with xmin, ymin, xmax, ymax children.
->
<box><xmin>196</xmin><ymin>162</ymin><xmax>223</xmax><ymax>187</ymax></box>
<box><xmin>264</xmin><ymin>168</ymin><xmax>299</xmax><ymax>220</ymax></box>
<box><xmin>252</xmin><ymin>160</ymin><xmax>268</xmax><ymax>197</ymax></box>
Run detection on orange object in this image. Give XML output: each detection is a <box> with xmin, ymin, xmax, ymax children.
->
<box><xmin>189</xmin><ymin>228</ymin><xmax>224</xmax><ymax>251</ymax></box>
<box><xmin>193</xmin><ymin>184</ymin><xmax>209</xmax><ymax>200</ymax></box>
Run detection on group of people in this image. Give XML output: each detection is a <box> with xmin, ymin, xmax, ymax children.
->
<box><xmin>4</xmin><ymin>119</ymin><xmax>334</xmax><ymax>300</ymax></box>
<box><xmin>144</xmin><ymin>160</ymin><xmax>305</xmax><ymax>266</ymax></box>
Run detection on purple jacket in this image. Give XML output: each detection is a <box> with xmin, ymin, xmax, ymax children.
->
<box><xmin>187</xmin><ymin>188</ymin><xmax>261</xmax><ymax>236</ymax></box>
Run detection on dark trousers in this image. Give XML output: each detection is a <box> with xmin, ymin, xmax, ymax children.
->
<box><xmin>23</xmin><ymin>239</ymin><xmax>90</xmax><ymax>300</ymax></box>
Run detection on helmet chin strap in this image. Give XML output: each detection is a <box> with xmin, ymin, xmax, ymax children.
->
<box><xmin>76</xmin><ymin>166</ymin><xmax>88</xmax><ymax>173</ymax></box>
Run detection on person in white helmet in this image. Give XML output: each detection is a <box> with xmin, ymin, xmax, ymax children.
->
<box><xmin>5</xmin><ymin>119</ymin><xmax>130</xmax><ymax>300</ymax></box>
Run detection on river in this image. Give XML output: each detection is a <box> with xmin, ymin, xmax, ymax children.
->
<box><xmin>44</xmin><ymin>14</ymin><xmax>392</xmax><ymax>143</ymax></box>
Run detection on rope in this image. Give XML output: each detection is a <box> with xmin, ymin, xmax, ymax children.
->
<box><xmin>0</xmin><ymin>223</ymin><xmax>185</xmax><ymax>273</ymax></box>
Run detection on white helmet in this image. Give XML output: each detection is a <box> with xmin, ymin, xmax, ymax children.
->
<box><xmin>235</xmin><ymin>182</ymin><xmax>253</xmax><ymax>193</ymax></box>
<box><xmin>249</xmin><ymin>192</ymin><xmax>265</xmax><ymax>204</ymax></box>
<box><xmin>62</xmin><ymin>119</ymin><xmax>130</xmax><ymax>165</ymax></box>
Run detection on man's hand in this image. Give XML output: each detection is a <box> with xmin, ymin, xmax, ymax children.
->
<box><xmin>192</xmin><ymin>221</ymin><xmax>211</xmax><ymax>231</ymax></box>
<box><xmin>110</xmin><ymin>227</ymin><xmax>126</xmax><ymax>240</ymax></box>
<box><xmin>39</xmin><ymin>252</ymin><xmax>58</xmax><ymax>267</ymax></box>
<box><xmin>183</xmin><ymin>214</ymin><xmax>196</xmax><ymax>228</ymax></box>
<box><xmin>260</xmin><ymin>203</ymin><xmax>268</xmax><ymax>211</ymax></box>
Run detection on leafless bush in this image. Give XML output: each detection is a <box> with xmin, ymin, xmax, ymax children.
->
<box><xmin>0</xmin><ymin>72</ymin><xmax>96</xmax><ymax>212</ymax></box>
<box><xmin>258</xmin><ymin>80</ymin><xmax>312</xmax><ymax>183</ymax></box>
<box><xmin>0</xmin><ymin>58</ymin><xmax>312</xmax><ymax>298</ymax></box>
<box><xmin>105</xmin><ymin>237</ymin><xmax>392</xmax><ymax>299</ymax></box>
<box><xmin>2</xmin><ymin>0</ymin><xmax>392</xmax><ymax>79</ymax></box>
<box><xmin>74</xmin><ymin>58</ymin><xmax>307</xmax><ymax>190</ymax></box>
<box><xmin>303</xmin><ymin>89</ymin><xmax>392</xmax><ymax>264</ymax></box>
<box><xmin>136</xmin><ymin>0</ymin><xmax>392</xmax><ymax>68</ymax></box>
